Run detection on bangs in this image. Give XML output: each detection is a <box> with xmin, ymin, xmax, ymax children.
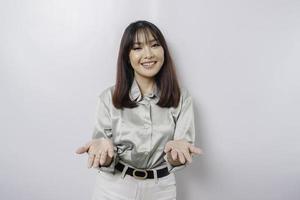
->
<box><xmin>132</xmin><ymin>27</ymin><xmax>160</xmax><ymax>46</ymax></box>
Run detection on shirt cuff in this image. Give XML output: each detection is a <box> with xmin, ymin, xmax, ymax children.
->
<box><xmin>163</xmin><ymin>154</ymin><xmax>187</xmax><ymax>173</ymax></box>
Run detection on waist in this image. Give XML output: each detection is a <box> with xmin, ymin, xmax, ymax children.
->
<box><xmin>115</xmin><ymin>160</ymin><xmax>170</xmax><ymax>180</ymax></box>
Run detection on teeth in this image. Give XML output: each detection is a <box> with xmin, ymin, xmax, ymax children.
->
<box><xmin>142</xmin><ymin>61</ymin><xmax>155</xmax><ymax>67</ymax></box>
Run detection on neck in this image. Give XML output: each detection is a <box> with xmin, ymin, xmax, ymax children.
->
<box><xmin>134</xmin><ymin>75</ymin><xmax>155</xmax><ymax>96</ymax></box>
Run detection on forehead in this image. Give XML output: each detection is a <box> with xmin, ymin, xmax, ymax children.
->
<box><xmin>133</xmin><ymin>28</ymin><xmax>158</xmax><ymax>44</ymax></box>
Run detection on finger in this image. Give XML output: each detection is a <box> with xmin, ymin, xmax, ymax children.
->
<box><xmin>178</xmin><ymin>152</ymin><xmax>186</xmax><ymax>164</ymax></box>
<box><xmin>85</xmin><ymin>141</ymin><xmax>93</xmax><ymax>148</ymax></box>
<box><xmin>108</xmin><ymin>147</ymin><xmax>114</xmax><ymax>158</ymax></box>
<box><xmin>100</xmin><ymin>150</ymin><xmax>108</xmax><ymax>165</ymax></box>
<box><xmin>171</xmin><ymin>149</ymin><xmax>178</xmax><ymax>161</ymax></box>
<box><xmin>182</xmin><ymin>150</ymin><xmax>192</xmax><ymax>164</ymax></box>
<box><xmin>93</xmin><ymin>154</ymin><xmax>101</xmax><ymax>168</ymax></box>
<box><xmin>75</xmin><ymin>146</ymin><xmax>88</xmax><ymax>154</ymax></box>
<box><xmin>87</xmin><ymin>154</ymin><xmax>95</xmax><ymax>168</ymax></box>
<box><xmin>76</xmin><ymin>140</ymin><xmax>94</xmax><ymax>154</ymax></box>
<box><xmin>189</xmin><ymin>146</ymin><xmax>203</xmax><ymax>155</ymax></box>
<box><xmin>164</xmin><ymin>145</ymin><xmax>172</xmax><ymax>153</ymax></box>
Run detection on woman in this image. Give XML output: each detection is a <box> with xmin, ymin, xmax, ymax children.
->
<box><xmin>76</xmin><ymin>20</ymin><xmax>202</xmax><ymax>200</ymax></box>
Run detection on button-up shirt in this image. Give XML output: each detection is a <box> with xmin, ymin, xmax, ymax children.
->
<box><xmin>92</xmin><ymin>79</ymin><xmax>195</xmax><ymax>173</ymax></box>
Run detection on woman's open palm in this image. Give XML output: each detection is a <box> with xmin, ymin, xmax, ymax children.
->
<box><xmin>76</xmin><ymin>138</ymin><xmax>114</xmax><ymax>168</ymax></box>
<box><xmin>164</xmin><ymin>139</ymin><xmax>202</xmax><ymax>165</ymax></box>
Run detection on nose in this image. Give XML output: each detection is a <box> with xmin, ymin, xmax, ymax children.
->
<box><xmin>144</xmin><ymin>46</ymin><xmax>154</xmax><ymax>59</ymax></box>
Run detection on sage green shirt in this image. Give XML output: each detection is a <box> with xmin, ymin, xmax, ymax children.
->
<box><xmin>92</xmin><ymin>79</ymin><xmax>195</xmax><ymax>173</ymax></box>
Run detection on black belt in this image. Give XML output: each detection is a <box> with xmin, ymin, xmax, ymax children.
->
<box><xmin>115</xmin><ymin>162</ymin><xmax>170</xmax><ymax>180</ymax></box>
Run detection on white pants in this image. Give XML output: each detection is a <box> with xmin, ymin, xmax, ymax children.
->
<box><xmin>92</xmin><ymin>170</ymin><xmax>176</xmax><ymax>200</ymax></box>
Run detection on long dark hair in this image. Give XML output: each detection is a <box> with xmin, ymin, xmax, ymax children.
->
<box><xmin>112</xmin><ymin>20</ymin><xmax>181</xmax><ymax>109</ymax></box>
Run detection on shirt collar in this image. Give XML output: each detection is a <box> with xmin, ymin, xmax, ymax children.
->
<box><xmin>129</xmin><ymin>79</ymin><xmax>160</xmax><ymax>102</ymax></box>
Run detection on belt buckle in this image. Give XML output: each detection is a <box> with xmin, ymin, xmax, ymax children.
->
<box><xmin>133</xmin><ymin>169</ymin><xmax>148</xmax><ymax>180</ymax></box>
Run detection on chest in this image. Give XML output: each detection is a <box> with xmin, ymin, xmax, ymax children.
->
<box><xmin>111</xmin><ymin>102</ymin><xmax>178</xmax><ymax>142</ymax></box>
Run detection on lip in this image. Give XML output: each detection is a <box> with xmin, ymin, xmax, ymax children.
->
<box><xmin>141</xmin><ymin>61</ymin><xmax>157</xmax><ymax>69</ymax></box>
<box><xmin>141</xmin><ymin>61</ymin><xmax>157</xmax><ymax>64</ymax></box>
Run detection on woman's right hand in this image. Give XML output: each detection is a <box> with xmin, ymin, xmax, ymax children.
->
<box><xmin>76</xmin><ymin>138</ymin><xmax>114</xmax><ymax>168</ymax></box>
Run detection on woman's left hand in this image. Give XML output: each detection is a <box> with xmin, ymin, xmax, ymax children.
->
<box><xmin>164</xmin><ymin>139</ymin><xmax>202</xmax><ymax>165</ymax></box>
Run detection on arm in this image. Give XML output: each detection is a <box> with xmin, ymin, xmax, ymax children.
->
<box><xmin>91</xmin><ymin>91</ymin><xmax>118</xmax><ymax>172</ymax></box>
<box><xmin>164</xmin><ymin>90</ymin><xmax>202</xmax><ymax>172</ymax></box>
<box><xmin>76</xmin><ymin>89</ymin><xmax>118</xmax><ymax>173</ymax></box>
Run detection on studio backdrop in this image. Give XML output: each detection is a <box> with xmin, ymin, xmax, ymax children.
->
<box><xmin>0</xmin><ymin>0</ymin><xmax>299</xmax><ymax>200</ymax></box>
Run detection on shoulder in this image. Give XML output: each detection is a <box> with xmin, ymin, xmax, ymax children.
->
<box><xmin>171</xmin><ymin>86</ymin><xmax>194</xmax><ymax>117</ymax></box>
<box><xmin>179</xmin><ymin>86</ymin><xmax>193</xmax><ymax>103</ymax></box>
<box><xmin>98</xmin><ymin>85</ymin><xmax>115</xmax><ymax>104</ymax></box>
<box><xmin>171</xmin><ymin>86</ymin><xmax>193</xmax><ymax>112</ymax></box>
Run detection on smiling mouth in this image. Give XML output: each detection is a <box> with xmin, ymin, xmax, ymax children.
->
<box><xmin>141</xmin><ymin>61</ymin><xmax>157</xmax><ymax>68</ymax></box>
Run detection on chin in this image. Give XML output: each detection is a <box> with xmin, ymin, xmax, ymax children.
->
<box><xmin>142</xmin><ymin>69</ymin><xmax>161</xmax><ymax>77</ymax></box>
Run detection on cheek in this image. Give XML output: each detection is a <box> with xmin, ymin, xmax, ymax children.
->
<box><xmin>158</xmin><ymin>51</ymin><xmax>164</xmax><ymax>64</ymax></box>
<box><xmin>129</xmin><ymin>53</ymin><xmax>141</xmax><ymax>64</ymax></box>
<box><xmin>157</xmin><ymin>49</ymin><xmax>164</xmax><ymax>61</ymax></box>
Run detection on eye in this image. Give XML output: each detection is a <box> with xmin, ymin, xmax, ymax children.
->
<box><xmin>132</xmin><ymin>46</ymin><xmax>142</xmax><ymax>51</ymax></box>
<box><xmin>152</xmin><ymin>43</ymin><xmax>160</xmax><ymax>48</ymax></box>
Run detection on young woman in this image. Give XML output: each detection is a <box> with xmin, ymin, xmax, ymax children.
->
<box><xmin>76</xmin><ymin>20</ymin><xmax>202</xmax><ymax>200</ymax></box>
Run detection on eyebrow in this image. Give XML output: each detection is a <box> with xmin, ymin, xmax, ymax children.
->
<box><xmin>133</xmin><ymin>39</ymin><xmax>158</xmax><ymax>45</ymax></box>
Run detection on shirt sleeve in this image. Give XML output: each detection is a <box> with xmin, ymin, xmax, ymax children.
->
<box><xmin>164</xmin><ymin>90</ymin><xmax>196</xmax><ymax>173</ymax></box>
<box><xmin>92</xmin><ymin>93</ymin><xmax>113</xmax><ymax>140</ymax></box>
<box><xmin>92</xmin><ymin>90</ymin><xmax>118</xmax><ymax>173</ymax></box>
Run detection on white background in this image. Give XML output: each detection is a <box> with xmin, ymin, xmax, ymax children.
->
<box><xmin>1</xmin><ymin>0</ymin><xmax>299</xmax><ymax>199</ymax></box>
